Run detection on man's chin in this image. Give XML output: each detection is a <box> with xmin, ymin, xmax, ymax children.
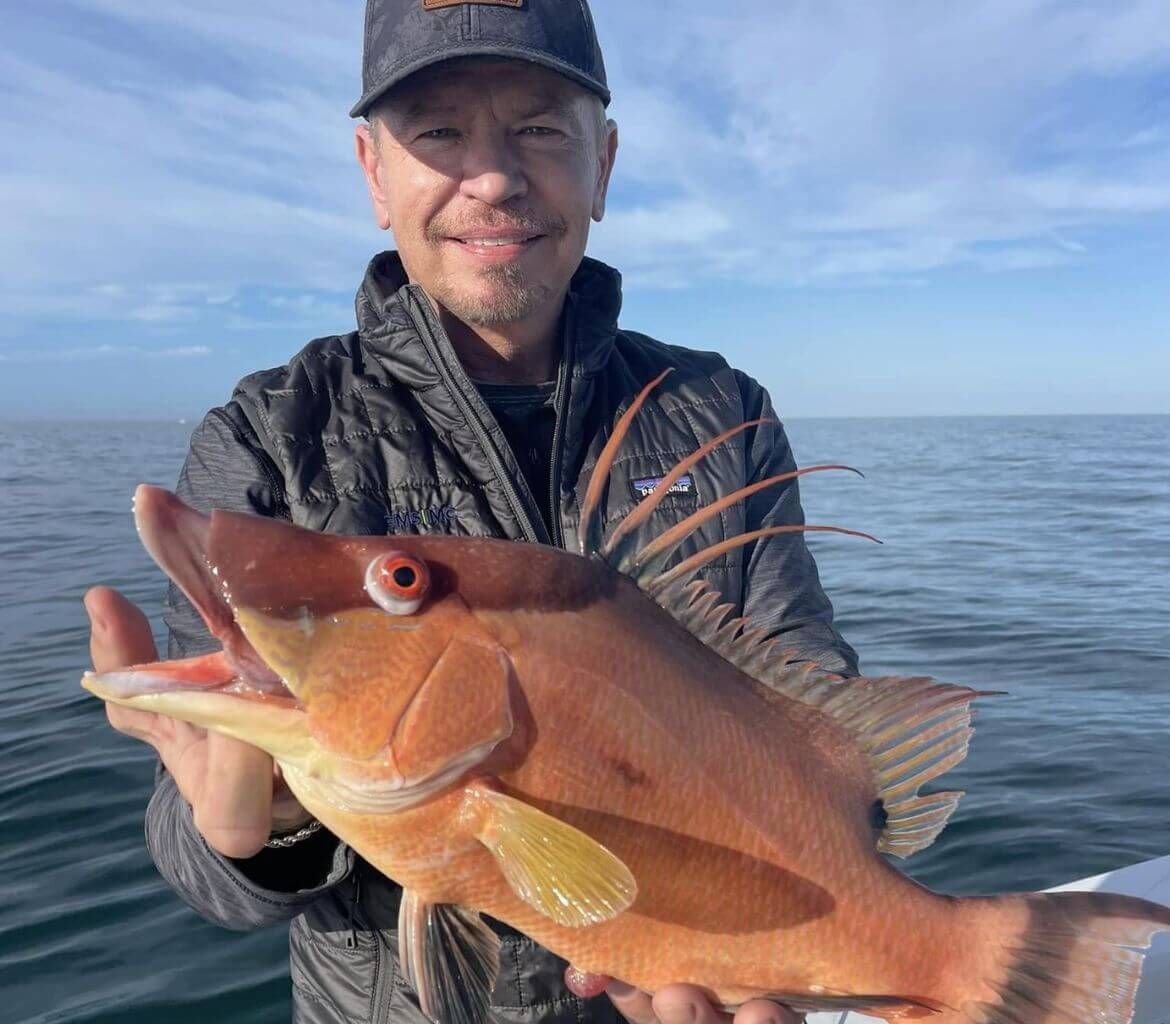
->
<box><xmin>437</xmin><ymin>279</ymin><xmax>552</xmax><ymax>327</ymax></box>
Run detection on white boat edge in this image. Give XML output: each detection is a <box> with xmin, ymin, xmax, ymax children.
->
<box><xmin>804</xmin><ymin>853</ymin><xmax>1170</xmax><ymax>1024</ymax></box>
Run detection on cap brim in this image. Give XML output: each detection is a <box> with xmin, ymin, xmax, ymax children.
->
<box><xmin>349</xmin><ymin>45</ymin><xmax>611</xmax><ymax>119</ymax></box>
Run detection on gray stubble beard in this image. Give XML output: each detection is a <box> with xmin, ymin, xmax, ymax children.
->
<box><xmin>433</xmin><ymin>263</ymin><xmax>554</xmax><ymax>326</ymax></box>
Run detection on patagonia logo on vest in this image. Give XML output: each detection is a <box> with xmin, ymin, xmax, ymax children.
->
<box><xmin>423</xmin><ymin>0</ymin><xmax>522</xmax><ymax>10</ymax></box>
<box><xmin>631</xmin><ymin>474</ymin><xmax>695</xmax><ymax>500</ymax></box>
<box><xmin>385</xmin><ymin>506</ymin><xmax>458</xmax><ymax>533</ymax></box>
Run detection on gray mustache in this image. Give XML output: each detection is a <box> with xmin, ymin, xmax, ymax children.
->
<box><xmin>428</xmin><ymin>213</ymin><xmax>566</xmax><ymax>239</ymax></box>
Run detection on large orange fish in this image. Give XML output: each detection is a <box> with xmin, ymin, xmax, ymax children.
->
<box><xmin>84</xmin><ymin>372</ymin><xmax>1170</xmax><ymax>1024</ymax></box>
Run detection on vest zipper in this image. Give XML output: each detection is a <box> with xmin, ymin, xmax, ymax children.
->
<box><xmin>546</xmin><ymin>304</ymin><xmax>575</xmax><ymax>551</ymax></box>
<box><xmin>403</xmin><ymin>290</ymin><xmax>550</xmax><ymax>546</ymax></box>
<box><xmin>346</xmin><ymin>867</ymin><xmax>362</xmax><ymax>950</ymax></box>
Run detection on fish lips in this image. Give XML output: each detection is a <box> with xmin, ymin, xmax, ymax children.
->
<box><xmin>80</xmin><ymin>487</ymin><xmax>296</xmax><ymax>721</ymax></box>
<box><xmin>82</xmin><ymin>648</ymin><xmax>303</xmax><ymax>709</ymax></box>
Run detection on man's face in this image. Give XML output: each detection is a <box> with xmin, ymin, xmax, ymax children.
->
<box><xmin>356</xmin><ymin>58</ymin><xmax>617</xmax><ymax>328</ymax></box>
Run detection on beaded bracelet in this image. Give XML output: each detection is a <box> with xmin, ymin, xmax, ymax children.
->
<box><xmin>263</xmin><ymin>819</ymin><xmax>323</xmax><ymax>849</ymax></box>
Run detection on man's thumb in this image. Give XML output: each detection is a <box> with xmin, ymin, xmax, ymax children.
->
<box><xmin>86</xmin><ymin>586</ymin><xmax>158</xmax><ymax>672</ymax></box>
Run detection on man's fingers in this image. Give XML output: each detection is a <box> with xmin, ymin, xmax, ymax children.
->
<box><xmin>84</xmin><ymin>587</ymin><xmax>290</xmax><ymax>860</ymax></box>
<box><xmin>733</xmin><ymin>999</ymin><xmax>804</xmax><ymax>1024</ymax></box>
<box><xmin>86</xmin><ymin>586</ymin><xmax>157</xmax><ymax>672</ymax></box>
<box><xmin>606</xmin><ymin>982</ymin><xmax>659</xmax><ymax>1024</ymax></box>
<box><xmin>608</xmin><ymin>983</ymin><xmax>735</xmax><ymax>1024</ymax></box>
<box><xmin>104</xmin><ymin>702</ymin><xmax>163</xmax><ymax>746</ymax></box>
<box><xmin>607</xmin><ymin>985</ymin><xmax>800</xmax><ymax>1024</ymax></box>
<box><xmin>87</xmin><ymin>587</ymin><xmax>163</xmax><ymax>748</ymax></box>
<box><xmin>189</xmin><ymin>732</ymin><xmax>274</xmax><ymax>859</ymax></box>
<box><xmin>652</xmin><ymin>985</ymin><xmax>731</xmax><ymax>1024</ymax></box>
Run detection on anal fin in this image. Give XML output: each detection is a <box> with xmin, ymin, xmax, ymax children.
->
<box><xmin>398</xmin><ymin>889</ymin><xmax>501</xmax><ymax>1024</ymax></box>
<box><xmin>746</xmin><ymin>992</ymin><xmax>943</xmax><ymax>1018</ymax></box>
<box><xmin>464</xmin><ymin>781</ymin><xmax>637</xmax><ymax>927</ymax></box>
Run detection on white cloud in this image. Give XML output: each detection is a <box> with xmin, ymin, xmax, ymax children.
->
<box><xmin>130</xmin><ymin>305</ymin><xmax>200</xmax><ymax>324</ymax></box>
<box><xmin>0</xmin><ymin>22</ymin><xmax>375</xmax><ymax>320</ymax></box>
<box><xmin>0</xmin><ymin>344</ymin><xmax>212</xmax><ymax>363</ymax></box>
<box><xmin>592</xmin><ymin>0</ymin><xmax>1170</xmax><ymax>285</ymax></box>
<box><xmin>1</xmin><ymin>0</ymin><xmax>1169</xmax><ymax>320</ymax></box>
<box><xmin>159</xmin><ymin>345</ymin><xmax>214</xmax><ymax>358</ymax></box>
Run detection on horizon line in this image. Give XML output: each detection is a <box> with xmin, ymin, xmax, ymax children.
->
<box><xmin>2</xmin><ymin>411</ymin><xmax>1168</xmax><ymax>425</ymax></box>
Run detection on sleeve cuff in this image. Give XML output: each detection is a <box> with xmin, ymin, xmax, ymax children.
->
<box><xmin>146</xmin><ymin>771</ymin><xmax>354</xmax><ymax>929</ymax></box>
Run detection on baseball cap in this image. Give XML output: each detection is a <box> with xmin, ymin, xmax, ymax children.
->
<box><xmin>350</xmin><ymin>0</ymin><xmax>610</xmax><ymax>119</ymax></box>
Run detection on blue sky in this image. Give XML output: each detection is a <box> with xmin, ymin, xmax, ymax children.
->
<box><xmin>2</xmin><ymin>0</ymin><xmax>1168</xmax><ymax>419</ymax></box>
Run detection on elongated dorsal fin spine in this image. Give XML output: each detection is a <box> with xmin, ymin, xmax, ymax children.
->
<box><xmin>601</xmin><ymin>417</ymin><xmax>767</xmax><ymax>559</ymax></box>
<box><xmin>614</xmin><ymin>464</ymin><xmax>862</xmax><ymax>579</ymax></box>
<box><xmin>644</xmin><ymin>524</ymin><xmax>881</xmax><ymax>593</ymax></box>
<box><xmin>579</xmin><ymin>368</ymin><xmax>673</xmax><ymax>558</ymax></box>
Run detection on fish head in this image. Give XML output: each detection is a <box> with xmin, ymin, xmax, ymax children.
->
<box><xmin>83</xmin><ymin>486</ymin><xmax>525</xmax><ymax>813</ymax></box>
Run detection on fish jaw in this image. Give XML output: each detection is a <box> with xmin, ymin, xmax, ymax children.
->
<box><xmin>85</xmin><ymin>486</ymin><xmax>318</xmax><ymax>762</ymax></box>
<box><xmin>82</xmin><ymin>650</ymin><xmax>314</xmax><ymax>764</ymax></box>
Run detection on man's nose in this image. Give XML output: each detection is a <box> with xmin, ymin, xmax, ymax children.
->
<box><xmin>458</xmin><ymin>132</ymin><xmax>528</xmax><ymax>206</ymax></box>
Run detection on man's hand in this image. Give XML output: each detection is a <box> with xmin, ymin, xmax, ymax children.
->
<box><xmin>86</xmin><ymin>585</ymin><xmax>310</xmax><ymax>858</ymax></box>
<box><xmin>607</xmin><ymin>983</ymin><xmax>804</xmax><ymax>1024</ymax></box>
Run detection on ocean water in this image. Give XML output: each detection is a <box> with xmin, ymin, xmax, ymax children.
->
<box><xmin>0</xmin><ymin>414</ymin><xmax>1167</xmax><ymax>1022</ymax></box>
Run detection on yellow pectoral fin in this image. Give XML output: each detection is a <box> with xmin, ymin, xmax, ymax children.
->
<box><xmin>464</xmin><ymin>783</ymin><xmax>637</xmax><ymax>928</ymax></box>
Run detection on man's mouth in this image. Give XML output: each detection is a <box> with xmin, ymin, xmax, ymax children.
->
<box><xmin>454</xmin><ymin>234</ymin><xmax>542</xmax><ymax>247</ymax></box>
<box><xmin>438</xmin><ymin>221</ymin><xmax>553</xmax><ymax>262</ymax></box>
<box><xmin>449</xmin><ymin>232</ymin><xmax>545</xmax><ymax>259</ymax></box>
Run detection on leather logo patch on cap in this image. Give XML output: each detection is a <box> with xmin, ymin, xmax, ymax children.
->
<box><xmin>423</xmin><ymin>0</ymin><xmax>523</xmax><ymax>9</ymax></box>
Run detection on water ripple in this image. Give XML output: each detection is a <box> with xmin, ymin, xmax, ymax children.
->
<box><xmin>2</xmin><ymin>415</ymin><xmax>1168</xmax><ymax>1020</ymax></box>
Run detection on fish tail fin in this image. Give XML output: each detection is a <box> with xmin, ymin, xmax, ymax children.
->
<box><xmin>945</xmin><ymin>890</ymin><xmax>1170</xmax><ymax>1022</ymax></box>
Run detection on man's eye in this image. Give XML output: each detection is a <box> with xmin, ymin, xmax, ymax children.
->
<box><xmin>519</xmin><ymin>126</ymin><xmax>559</xmax><ymax>136</ymax></box>
<box><xmin>419</xmin><ymin>128</ymin><xmax>458</xmax><ymax>140</ymax></box>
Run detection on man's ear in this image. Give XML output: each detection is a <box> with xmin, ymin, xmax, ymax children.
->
<box><xmin>592</xmin><ymin>120</ymin><xmax>619</xmax><ymax>222</ymax></box>
<box><xmin>355</xmin><ymin>122</ymin><xmax>393</xmax><ymax>231</ymax></box>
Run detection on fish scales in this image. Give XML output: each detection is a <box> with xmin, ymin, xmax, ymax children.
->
<box><xmin>275</xmin><ymin>554</ymin><xmax>963</xmax><ymax>1007</ymax></box>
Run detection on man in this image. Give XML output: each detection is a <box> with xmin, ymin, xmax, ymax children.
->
<box><xmin>86</xmin><ymin>2</ymin><xmax>858</xmax><ymax>1022</ymax></box>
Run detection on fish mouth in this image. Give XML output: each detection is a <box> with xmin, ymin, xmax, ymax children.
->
<box><xmin>82</xmin><ymin>486</ymin><xmax>300</xmax><ymax>713</ymax></box>
<box><xmin>81</xmin><ymin>647</ymin><xmax>312</xmax><ymax>761</ymax></box>
<box><xmin>82</xmin><ymin>651</ymin><xmax>301</xmax><ymax>708</ymax></box>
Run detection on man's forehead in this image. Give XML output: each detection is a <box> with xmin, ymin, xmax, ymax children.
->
<box><xmin>386</xmin><ymin>57</ymin><xmax>586</xmax><ymax>118</ymax></box>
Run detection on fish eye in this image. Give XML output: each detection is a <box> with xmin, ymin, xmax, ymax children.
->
<box><xmin>365</xmin><ymin>553</ymin><xmax>430</xmax><ymax>615</ymax></box>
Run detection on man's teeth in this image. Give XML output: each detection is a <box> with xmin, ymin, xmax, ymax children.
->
<box><xmin>463</xmin><ymin>237</ymin><xmax>531</xmax><ymax>247</ymax></box>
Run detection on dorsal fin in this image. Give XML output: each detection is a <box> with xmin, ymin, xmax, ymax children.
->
<box><xmin>654</xmin><ymin>577</ymin><xmax>989</xmax><ymax>858</ymax></box>
<box><xmin>584</xmin><ymin>371</ymin><xmax>989</xmax><ymax>857</ymax></box>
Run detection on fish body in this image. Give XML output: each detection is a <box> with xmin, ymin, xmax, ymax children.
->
<box><xmin>287</xmin><ymin>543</ymin><xmax>941</xmax><ymax>1001</ymax></box>
<box><xmin>84</xmin><ymin>374</ymin><xmax>1170</xmax><ymax>1023</ymax></box>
